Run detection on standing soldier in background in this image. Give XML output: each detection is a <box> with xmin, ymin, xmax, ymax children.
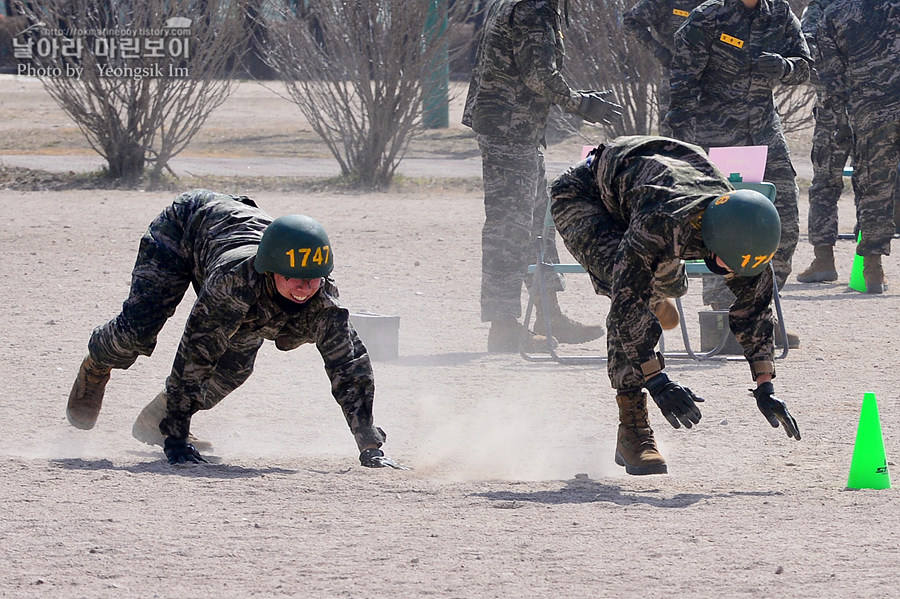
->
<box><xmin>462</xmin><ymin>0</ymin><xmax>623</xmax><ymax>352</ymax></box>
<box><xmin>795</xmin><ymin>0</ymin><xmax>854</xmax><ymax>284</ymax></box>
<box><xmin>665</xmin><ymin>0</ymin><xmax>810</xmax><ymax>347</ymax></box>
<box><xmin>623</xmin><ymin>0</ymin><xmax>703</xmax><ymax>136</ymax></box>
<box><xmin>551</xmin><ymin>135</ymin><xmax>801</xmax><ymax>475</ymax></box>
<box><xmin>66</xmin><ymin>189</ymin><xmax>406</xmax><ymax>468</ymax></box>
<box><xmin>817</xmin><ymin>0</ymin><xmax>900</xmax><ymax>294</ymax></box>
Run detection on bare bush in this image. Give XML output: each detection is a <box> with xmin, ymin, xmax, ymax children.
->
<box><xmin>260</xmin><ymin>0</ymin><xmax>474</xmax><ymax>190</ymax></box>
<box><xmin>14</xmin><ymin>0</ymin><xmax>247</xmax><ymax>183</ymax></box>
<box><xmin>777</xmin><ymin>0</ymin><xmax>815</xmax><ymax>135</ymax></box>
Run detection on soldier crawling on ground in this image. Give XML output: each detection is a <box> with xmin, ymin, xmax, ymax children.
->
<box><xmin>66</xmin><ymin>189</ymin><xmax>407</xmax><ymax>468</ymax></box>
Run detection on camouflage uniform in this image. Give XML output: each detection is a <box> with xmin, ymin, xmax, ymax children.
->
<box><xmin>462</xmin><ymin>0</ymin><xmax>582</xmax><ymax>322</ymax></box>
<box><xmin>802</xmin><ymin>0</ymin><xmax>854</xmax><ymax>247</ymax></box>
<box><xmin>623</xmin><ymin>0</ymin><xmax>704</xmax><ymax>136</ymax></box>
<box><xmin>667</xmin><ymin>0</ymin><xmax>810</xmax><ymax>306</ymax></box>
<box><xmin>551</xmin><ymin>136</ymin><xmax>777</xmax><ymax>391</ymax></box>
<box><xmin>817</xmin><ymin>0</ymin><xmax>900</xmax><ymax>257</ymax></box>
<box><xmin>87</xmin><ymin>189</ymin><xmax>385</xmax><ymax>449</ymax></box>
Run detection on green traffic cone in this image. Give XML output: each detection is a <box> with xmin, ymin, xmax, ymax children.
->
<box><xmin>847</xmin><ymin>392</ymin><xmax>891</xmax><ymax>490</ymax></box>
<box><xmin>848</xmin><ymin>231</ymin><xmax>866</xmax><ymax>292</ymax></box>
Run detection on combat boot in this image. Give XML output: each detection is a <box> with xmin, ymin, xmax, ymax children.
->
<box><xmin>533</xmin><ymin>292</ymin><xmax>604</xmax><ymax>344</ymax></box>
<box><xmin>863</xmin><ymin>255</ymin><xmax>888</xmax><ymax>294</ymax></box>
<box><xmin>614</xmin><ymin>391</ymin><xmax>667</xmax><ymax>475</ymax></box>
<box><xmin>66</xmin><ymin>355</ymin><xmax>112</xmax><ymax>430</ymax></box>
<box><xmin>132</xmin><ymin>391</ymin><xmax>213</xmax><ymax>450</ymax></box>
<box><xmin>796</xmin><ymin>245</ymin><xmax>838</xmax><ymax>283</ymax></box>
<box><xmin>488</xmin><ymin>317</ymin><xmax>555</xmax><ymax>353</ymax></box>
<box><xmin>651</xmin><ymin>298</ymin><xmax>679</xmax><ymax>330</ymax></box>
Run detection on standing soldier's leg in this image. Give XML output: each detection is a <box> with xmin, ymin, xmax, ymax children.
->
<box><xmin>852</xmin><ymin>121</ymin><xmax>900</xmax><ymax>293</ymax></box>
<box><xmin>67</xmin><ymin>211</ymin><xmax>191</xmax><ymax>429</ymax></box>
<box><xmin>894</xmin><ymin>162</ymin><xmax>900</xmax><ymax>234</ymax></box>
<box><xmin>657</xmin><ymin>66</ymin><xmax>673</xmax><ymax>138</ymax></box>
<box><xmin>478</xmin><ymin>134</ymin><xmax>550</xmax><ymax>352</ymax></box>
<box><xmin>759</xmin><ymin>132</ymin><xmax>802</xmax><ymax>348</ymax></box>
<box><xmin>799</xmin><ymin>100</ymin><xmax>852</xmax><ymax>282</ymax></box>
<box><xmin>531</xmin><ymin>156</ymin><xmax>605</xmax><ymax>344</ymax></box>
<box><xmin>762</xmin><ymin>135</ymin><xmax>801</xmax><ymax>289</ymax></box>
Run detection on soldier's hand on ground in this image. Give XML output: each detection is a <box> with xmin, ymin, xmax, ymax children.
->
<box><xmin>645</xmin><ymin>373</ymin><xmax>704</xmax><ymax>429</ymax></box>
<box><xmin>164</xmin><ymin>436</ymin><xmax>208</xmax><ymax>465</ymax></box>
<box><xmin>653</xmin><ymin>45</ymin><xmax>673</xmax><ymax>67</ymax></box>
<box><xmin>359</xmin><ymin>448</ymin><xmax>411</xmax><ymax>470</ymax></box>
<box><xmin>751</xmin><ymin>382</ymin><xmax>801</xmax><ymax>440</ymax></box>
<box><xmin>754</xmin><ymin>52</ymin><xmax>787</xmax><ymax>79</ymax></box>
<box><xmin>575</xmin><ymin>90</ymin><xmax>623</xmax><ymax>126</ymax></box>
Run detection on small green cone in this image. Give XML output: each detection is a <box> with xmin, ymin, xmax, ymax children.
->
<box><xmin>849</xmin><ymin>232</ymin><xmax>867</xmax><ymax>293</ymax></box>
<box><xmin>847</xmin><ymin>392</ymin><xmax>891</xmax><ymax>490</ymax></box>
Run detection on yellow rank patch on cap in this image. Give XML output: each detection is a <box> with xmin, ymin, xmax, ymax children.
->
<box><xmin>719</xmin><ymin>33</ymin><xmax>744</xmax><ymax>48</ymax></box>
<box><xmin>673</xmin><ymin>8</ymin><xmax>690</xmax><ymax>17</ymax></box>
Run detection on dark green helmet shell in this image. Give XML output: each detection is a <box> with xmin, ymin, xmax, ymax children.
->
<box><xmin>701</xmin><ymin>189</ymin><xmax>781</xmax><ymax>277</ymax></box>
<box><xmin>254</xmin><ymin>215</ymin><xmax>334</xmax><ymax>278</ymax></box>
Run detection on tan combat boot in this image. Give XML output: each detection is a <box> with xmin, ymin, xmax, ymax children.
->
<box><xmin>651</xmin><ymin>298</ymin><xmax>679</xmax><ymax>330</ymax></box>
<box><xmin>132</xmin><ymin>391</ymin><xmax>213</xmax><ymax>450</ymax></box>
<box><xmin>614</xmin><ymin>391</ymin><xmax>668</xmax><ymax>475</ymax></box>
<box><xmin>796</xmin><ymin>245</ymin><xmax>838</xmax><ymax>283</ymax></box>
<box><xmin>533</xmin><ymin>292</ymin><xmax>604</xmax><ymax>344</ymax></box>
<box><xmin>66</xmin><ymin>355</ymin><xmax>112</xmax><ymax>430</ymax></box>
<box><xmin>863</xmin><ymin>255</ymin><xmax>888</xmax><ymax>294</ymax></box>
<box><xmin>488</xmin><ymin>317</ymin><xmax>557</xmax><ymax>353</ymax></box>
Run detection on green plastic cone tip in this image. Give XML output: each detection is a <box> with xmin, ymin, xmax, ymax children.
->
<box><xmin>847</xmin><ymin>392</ymin><xmax>891</xmax><ymax>490</ymax></box>
<box><xmin>849</xmin><ymin>231</ymin><xmax>867</xmax><ymax>293</ymax></box>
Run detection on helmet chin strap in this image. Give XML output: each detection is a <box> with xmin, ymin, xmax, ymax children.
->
<box><xmin>703</xmin><ymin>252</ymin><xmax>732</xmax><ymax>276</ymax></box>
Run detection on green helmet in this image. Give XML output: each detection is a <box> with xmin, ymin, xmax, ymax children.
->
<box><xmin>254</xmin><ymin>215</ymin><xmax>334</xmax><ymax>279</ymax></box>
<box><xmin>701</xmin><ymin>189</ymin><xmax>781</xmax><ymax>277</ymax></box>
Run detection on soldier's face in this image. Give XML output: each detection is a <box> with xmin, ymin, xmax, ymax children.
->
<box><xmin>273</xmin><ymin>274</ymin><xmax>323</xmax><ymax>304</ymax></box>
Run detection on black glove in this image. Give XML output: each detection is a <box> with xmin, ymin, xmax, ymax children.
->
<box><xmin>359</xmin><ymin>448</ymin><xmax>411</xmax><ymax>470</ymax></box>
<box><xmin>755</xmin><ymin>52</ymin><xmax>787</xmax><ymax>79</ymax></box>
<box><xmin>751</xmin><ymin>382</ymin><xmax>801</xmax><ymax>440</ymax></box>
<box><xmin>645</xmin><ymin>373</ymin><xmax>705</xmax><ymax>429</ymax></box>
<box><xmin>833</xmin><ymin>123</ymin><xmax>853</xmax><ymax>147</ymax></box>
<box><xmin>653</xmin><ymin>45</ymin><xmax>673</xmax><ymax>67</ymax></box>
<box><xmin>164</xmin><ymin>436</ymin><xmax>208</xmax><ymax>465</ymax></box>
<box><xmin>575</xmin><ymin>90</ymin><xmax>624</xmax><ymax>126</ymax></box>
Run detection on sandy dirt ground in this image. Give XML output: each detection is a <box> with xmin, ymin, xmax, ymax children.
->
<box><xmin>1</xmin><ymin>76</ymin><xmax>900</xmax><ymax>598</ymax></box>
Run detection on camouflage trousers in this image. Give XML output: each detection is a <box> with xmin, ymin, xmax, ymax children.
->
<box><xmin>656</xmin><ymin>66</ymin><xmax>673</xmax><ymax>138</ymax></box>
<box><xmin>852</xmin><ymin>118</ymin><xmax>900</xmax><ymax>256</ymax></box>
<box><xmin>701</xmin><ymin>129</ymin><xmax>800</xmax><ymax>307</ymax></box>
<box><xmin>808</xmin><ymin>96</ymin><xmax>855</xmax><ymax>246</ymax></box>
<box><xmin>550</xmin><ymin>160</ymin><xmax>687</xmax><ymax>390</ymax></box>
<box><xmin>477</xmin><ymin>134</ymin><xmax>564</xmax><ymax>322</ymax></box>
<box><xmin>87</xmin><ymin>202</ymin><xmax>261</xmax><ymax>413</ymax></box>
